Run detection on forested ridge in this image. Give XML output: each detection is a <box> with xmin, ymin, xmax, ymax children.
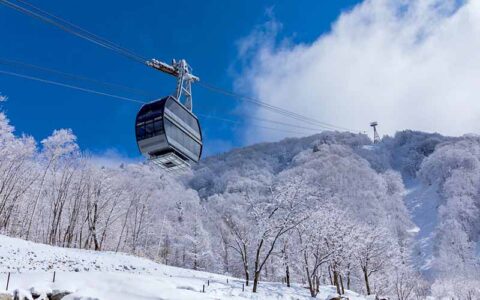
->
<box><xmin>0</xmin><ymin>103</ymin><xmax>479</xmax><ymax>299</ymax></box>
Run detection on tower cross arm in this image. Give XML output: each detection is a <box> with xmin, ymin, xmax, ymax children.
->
<box><xmin>146</xmin><ymin>59</ymin><xmax>199</xmax><ymax>82</ymax></box>
<box><xmin>146</xmin><ymin>58</ymin><xmax>199</xmax><ymax>111</ymax></box>
<box><xmin>146</xmin><ymin>59</ymin><xmax>179</xmax><ymax>77</ymax></box>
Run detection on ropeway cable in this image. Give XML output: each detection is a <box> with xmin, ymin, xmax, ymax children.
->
<box><xmin>0</xmin><ymin>0</ymin><xmax>357</xmax><ymax>133</ymax></box>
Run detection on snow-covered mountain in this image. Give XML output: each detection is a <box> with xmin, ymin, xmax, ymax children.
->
<box><xmin>190</xmin><ymin>130</ymin><xmax>480</xmax><ymax>297</ymax></box>
<box><xmin>0</xmin><ymin>106</ymin><xmax>479</xmax><ymax>299</ymax></box>
<box><xmin>192</xmin><ymin>131</ymin><xmax>442</xmax><ymax>271</ymax></box>
<box><xmin>0</xmin><ymin>234</ymin><xmax>367</xmax><ymax>300</ymax></box>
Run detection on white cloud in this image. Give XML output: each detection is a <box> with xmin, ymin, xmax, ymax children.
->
<box><xmin>236</xmin><ymin>0</ymin><xmax>480</xmax><ymax>144</ymax></box>
<box><xmin>88</xmin><ymin>148</ymin><xmax>141</xmax><ymax>169</ymax></box>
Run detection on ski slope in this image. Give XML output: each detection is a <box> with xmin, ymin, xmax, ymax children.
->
<box><xmin>0</xmin><ymin>235</ymin><xmax>367</xmax><ymax>300</ymax></box>
<box><xmin>403</xmin><ymin>180</ymin><xmax>441</xmax><ymax>276</ymax></box>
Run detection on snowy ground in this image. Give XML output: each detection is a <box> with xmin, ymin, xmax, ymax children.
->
<box><xmin>0</xmin><ymin>235</ymin><xmax>367</xmax><ymax>300</ymax></box>
<box><xmin>403</xmin><ymin>180</ymin><xmax>441</xmax><ymax>275</ymax></box>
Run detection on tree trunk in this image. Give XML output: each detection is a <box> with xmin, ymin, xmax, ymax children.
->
<box><xmin>347</xmin><ymin>271</ymin><xmax>351</xmax><ymax>290</ymax></box>
<box><xmin>328</xmin><ymin>265</ymin><xmax>333</xmax><ymax>285</ymax></box>
<box><xmin>303</xmin><ymin>250</ymin><xmax>317</xmax><ymax>297</ymax></box>
<box><xmin>253</xmin><ymin>271</ymin><xmax>260</xmax><ymax>293</ymax></box>
<box><xmin>26</xmin><ymin>163</ymin><xmax>50</xmax><ymax>240</ymax></box>
<box><xmin>305</xmin><ymin>265</ymin><xmax>315</xmax><ymax>297</ymax></box>
<box><xmin>285</xmin><ymin>265</ymin><xmax>290</xmax><ymax>287</ymax></box>
<box><xmin>308</xmin><ymin>278</ymin><xmax>316</xmax><ymax>297</ymax></box>
<box><xmin>333</xmin><ymin>270</ymin><xmax>341</xmax><ymax>295</ymax></box>
<box><xmin>242</xmin><ymin>243</ymin><xmax>249</xmax><ymax>286</ymax></box>
<box><xmin>363</xmin><ymin>267</ymin><xmax>371</xmax><ymax>295</ymax></box>
<box><xmin>252</xmin><ymin>239</ymin><xmax>263</xmax><ymax>293</ymax></box>
<box><xmin>340</xmin><ymin>274</ymin><xmax>345</xmax><ymax>294</ymax></box>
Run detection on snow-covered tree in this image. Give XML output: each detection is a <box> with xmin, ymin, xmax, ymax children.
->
<box><xmin>1</xmin><ymin>98</ymin><xmax>479</xmax><ymax>299</ymax></box>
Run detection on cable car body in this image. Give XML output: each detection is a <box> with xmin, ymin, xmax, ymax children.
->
<box><xmin>135</xmin><ymin>96</ymin><xmax>202</xmax><ymax>171</ymax></box>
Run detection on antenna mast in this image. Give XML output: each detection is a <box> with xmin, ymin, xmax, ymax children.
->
<box><xmin>370</xmin><ymin>121</ymin><xmax>380</xmax><ymax>143</ymax></box>
<box><xmin>146</xmin><ymin>58</ymin><xmax>199</xmax><ymax>111</ymax></box>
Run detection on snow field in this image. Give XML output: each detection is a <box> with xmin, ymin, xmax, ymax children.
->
<box><xmin>0</xmin><ymin>234</ymin><xmax>367</xmax><ymax>300</ymax></box>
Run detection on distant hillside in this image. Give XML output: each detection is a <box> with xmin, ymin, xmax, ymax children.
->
<box><xmin>190</xmin><ymin>130</ymin><xmax>479</xmax><ymax>298</ymax></box>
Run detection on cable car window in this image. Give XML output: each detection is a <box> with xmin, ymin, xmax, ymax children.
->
<box><xmin>136</xmin><ymin>124</ymin><xmax>146</xmax><ymax>140</ymax></box>
<box><xmin>165</xmin><ymin>119</ymin><xmax>201</xmax><ymax>157</ymax></box>
<box><xmin>153</xmin><ymin>120</ymin><xmax>164</xmax><ymax>134</ymax></box>
<box><xmin>166</xmin><ymin>100</ymin><xmax>197</xmax><ymax>130</ymax></box>
<box><xmin>145</xmin><ymin>121</ymin><xmax>154</xmax><ymax>138</ymax></box>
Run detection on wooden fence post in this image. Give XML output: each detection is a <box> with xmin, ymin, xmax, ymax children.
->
<box><xmin>53</xmin><ymin>271</ymin><xmax>56</xmax><ymax>283</ymax></box>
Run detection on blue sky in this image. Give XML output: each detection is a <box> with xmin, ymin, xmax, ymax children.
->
<box><xmin>0</xmin><ymin>0</ymin><xmax>362</xmax><ymax>159</ymax></box>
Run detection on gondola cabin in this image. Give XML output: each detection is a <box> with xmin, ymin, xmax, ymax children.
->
<box><xmin>135</xmin><ymin>96</ymin><xmax>202</xmax><ymax>171</ymax></box>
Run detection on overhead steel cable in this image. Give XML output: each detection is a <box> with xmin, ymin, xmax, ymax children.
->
<box><xmin>198</xmin><ymin>82</ymin><xmax>354</xmax><ymax>132</ymax></box>
<box><xmin>0</xmin><ymin>58</ymin><xmax>332</xmax><ymax>133</ymax></box>
<box><xmin>197</xmin><ymin>114</ymin><xmax>314</xmax><ymax>136</ymax></box>
<box><xmin>0</xmin><ymin>58</ymin><xmax>154</xmax><ymax>97</ymax></box>
<box><xmin>0</xmin><ymin>68</ymin><xmax>320</xmax><ymax>136</ymax></box>
<box><xmin>0</xmin><ymin>0</ymin><xmax>357</xmax><ymax>133</ymax></box>
<box><xmin>244</xmin><ymin>115</ymin><xmax>325</xmax><ymax>132</ymax></box>
<box><xmin>13</xmin><ymin>0</ymin><xmax>147</xmax><ymax>63</ymax></box>
<box><xmin>0</xmin><ymin>70</ymin><xmax>145</xmax><ymax>104</ymax></box>
<box><xmin>0</xmin><ymin>0</ymin><xmax>147</xmax><ymax>64</ymax></box>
